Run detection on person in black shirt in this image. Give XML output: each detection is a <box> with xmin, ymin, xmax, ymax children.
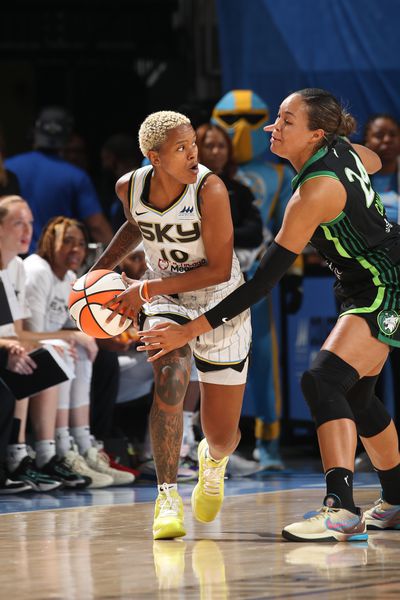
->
<box><xmin>139</xmin><ymin>88</ymin><xmax>400</xmax><ymax>542</ymax></box>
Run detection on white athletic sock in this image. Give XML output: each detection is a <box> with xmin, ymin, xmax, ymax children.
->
<box><xmin>71</xmin><ymin>426</ymin><xmax>92</xmax><ymax>455</ymax></box>
<box><xmin>55</xmin><ymin>427</ymin><xmax>71</xmax><ymax>458</ymax></box>
<box><xmin>35</xmin><ymin>440</ymin><xmax>56</xmax><ymax>468</ymax></box>
<box><xmin>158</xmin><ymin>483</ymin><xmax>178</xmax><ymax>493</ymax></box>
<box><xmin>7</xmin><ymin>444</ymin><xmax>28</xmax><ymax>472</ymax></box>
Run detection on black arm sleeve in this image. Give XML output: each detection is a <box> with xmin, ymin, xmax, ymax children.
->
<box><xmin>205</xmin><ymin>241</ymin><xmax>298</xmax><ymax>329</ymax></box>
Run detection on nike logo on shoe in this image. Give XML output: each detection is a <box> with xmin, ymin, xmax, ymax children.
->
<box><xmin>325</xmin><ymin>513</ymin><xmax>364</xmax><ymax>533</ymax></box>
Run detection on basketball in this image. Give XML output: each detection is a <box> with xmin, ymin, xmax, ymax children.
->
<box><xmin>68</xmin><ymin>269</ymin><xmax>132</xmax><ymax>338</ymax></box>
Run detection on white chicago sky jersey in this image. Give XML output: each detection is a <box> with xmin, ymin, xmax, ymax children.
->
<box><xmin>129</xmin><ymin>164</ymin><xmax>251</xmax><ymax>370</ymax></box>
<box><xmin>128</xmin><ymin>163</ymin><xmax>243</xmax><ymax>298</ymax></box>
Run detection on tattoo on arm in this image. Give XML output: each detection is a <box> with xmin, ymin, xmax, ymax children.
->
<box><xmin>150</xmin><ymin>346</ymin><xmax>192</xmax><ymax>483</ymax></box>
<box><xmin>91</xmin><ymin>221</ymin><xmax>142</xmax><ymax>271</ymax></box>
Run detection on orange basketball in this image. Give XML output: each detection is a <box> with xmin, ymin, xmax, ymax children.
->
<box><xmin>68</xmin><ymin>269</ymin><xmax>132</xmax><ymax>339</ymax></box>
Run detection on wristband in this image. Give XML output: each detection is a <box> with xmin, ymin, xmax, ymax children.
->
<box><xmin>139</xmin><ymin>280</ymin><xmax>151</xmax><ymax>303</ymax></box>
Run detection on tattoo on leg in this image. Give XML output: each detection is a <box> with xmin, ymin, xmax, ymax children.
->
<box><xmin>153</xmin><ymin>347</ymin><xmax>191</xmax><ymax>410</ymax></box>
<box><xmin>150</xmin><ymin>402</ymin><xmax>182</xmax><ymax>483</ymax></box>
<box><xmin>150</xmin><ymin>346</ymin><xmax>191</xmax><ymax>483</ymax></box>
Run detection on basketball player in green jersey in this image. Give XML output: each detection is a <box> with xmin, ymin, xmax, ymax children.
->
<box><xmin>139</xmin><ymin>89</ymin><xmax>400</xmax><ymax>542</ymax></box>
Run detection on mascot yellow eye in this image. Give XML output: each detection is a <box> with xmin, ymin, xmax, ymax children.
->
<box><xmin>215</xmin><ymin>112</ymin><xmax>268</xmax><ymax>128</ymax></box>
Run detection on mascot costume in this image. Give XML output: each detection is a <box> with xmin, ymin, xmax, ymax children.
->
<box><xmin>212</xmin><ymin>90</ymin><xmax>303</xmax><ymax>470</ymax></box>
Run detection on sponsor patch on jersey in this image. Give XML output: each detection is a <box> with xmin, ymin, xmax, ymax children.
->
<box><xmin>178</xmin><ymin>205</ymin><xmax>195</xmax><ymax>219</ymax></box>
<box><xmin>158</xmin><ymin>258</ymin><xmax>170</xmax><ymax>270</ymax></box>
<box><xmin>377</xmin><ymin>309</ymin><xmax>400</xmax><ymax>336</ymax></box>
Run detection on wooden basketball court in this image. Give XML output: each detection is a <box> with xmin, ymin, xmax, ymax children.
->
<box><xmin>0</xmin><ymin>474</ymin><xmax>398</xmax><ymax>599</ymax></box>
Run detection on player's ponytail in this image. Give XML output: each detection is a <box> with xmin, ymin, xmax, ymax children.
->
<box><xmin>337</xmin><ymin>111</ymin><xmax>357</xmax><ymax>138</ymax></box>
<box><xmin>297</xmin><ymin>88</ymin><xmax>357</xmax><ymax>148</ymax></box>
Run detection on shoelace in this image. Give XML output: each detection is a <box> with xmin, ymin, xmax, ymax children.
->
<box><xmin>373</xmin><ymin>497</ymin><xmax>383</xmax><ymax>508</ymax></box>
<box><xmin>98</xmin><ymin>450</ymin><xmax>111</xmax><ymax>466</ymax></box>
<box><xmin>371</xmin><ymin>498</ymin><xmax>400</xmax><ymax>513</ymax></box>
<box><xmin>69</xmin><ymin>452</ymin><xmax>88</xmax><ymax>471</ymax></box>
<box><xmin>201</xmin><ymin>464</ymin><xmax>226</xmax><ymax>496</ymax></box>
<box><xmin>159</xmin><ymin>483</ymin><xmax>179</xmax><ymax>516</ymax></box>
<box><xmin>308</xmin><ymin>506</ymin><xmax>340</xmax><ymax>521</ymax></box>
<box><xmin>88</xmin><ymin>448</ymin><xmax>110</xmax><ymax>469</ymax></box>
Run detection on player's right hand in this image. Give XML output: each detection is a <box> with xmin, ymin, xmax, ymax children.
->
<box><xmin>6</xmin><ymin>350</ymin><xmax>37</xmax><ymax>375</ymax></box>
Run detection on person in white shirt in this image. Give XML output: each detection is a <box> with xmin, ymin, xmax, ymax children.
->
<box><xmin>24</xmin><ymin>215</ymin><xmax>134</xmax><ymax>487</ymax></box>
<box><xmin>1</xmin><ymin>196</ymin><xmax>102</xmax><ymax>489</ymax></box>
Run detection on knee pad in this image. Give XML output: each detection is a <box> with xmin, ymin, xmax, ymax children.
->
<box><xmin>301</xmin><ymin>350</ymin><xmax>359</xmax><ymax>427</ymax></box>
<box><xmin>347</xmin><ymin>375</ymin><xmax>391</xmax><ymax>437</ymax></box>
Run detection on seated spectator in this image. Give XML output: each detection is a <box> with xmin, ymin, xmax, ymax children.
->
<box><xmin>0</xmin><ymin>195</ymin><xmax>67</xmax><ymax>490</ymax></box>
<box><xmin>5</xmin><ymin>106</ymin><xmax>113</xmax><ymax>252</ymax></box>
<box><xmin>23</xmin><ymin>215</ymin><xmax>135</xmax><ymax>487</ymax></box>
<box><xmin>0</xmin><ymin>197</ymin><xmax>127</xmax><ymax>489</ymax></box>
<box><xmin>0</xmin><ymin>196</ymin><xmax>94</xmax><ymax>491</ymax></box>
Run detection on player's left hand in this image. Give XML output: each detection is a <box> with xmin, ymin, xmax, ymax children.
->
<box><xmin>102</xmin><ymin>273</ymin><xmax>143</xmax><ymax>327</ymax></box>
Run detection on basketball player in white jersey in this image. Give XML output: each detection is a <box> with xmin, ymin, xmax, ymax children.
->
<box><xmin>93</xmin><ymin>111</ymin><xmax>252</xmax><ymax>539</ymax></box>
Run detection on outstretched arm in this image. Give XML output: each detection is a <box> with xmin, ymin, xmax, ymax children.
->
<box><xmin>138</xmin><ymin>176</ymin><xmax>346</xmax><ymax>360</ymax></box>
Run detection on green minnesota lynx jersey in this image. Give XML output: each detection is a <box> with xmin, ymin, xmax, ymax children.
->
<box><xmin>292</xmin><ymin>138</ymin><xmax>400</xmax><ymax>295</ymax></box>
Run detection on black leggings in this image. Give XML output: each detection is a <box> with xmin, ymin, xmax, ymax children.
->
<box><xmin>0</xmin><ymin>379</ymin><xmax>16</xmax><ymax>461</ymax></box>
<box><xmin>90</xmin><ymin>349</ymin><xmax>120</xmax><ymax>440</ymax></box>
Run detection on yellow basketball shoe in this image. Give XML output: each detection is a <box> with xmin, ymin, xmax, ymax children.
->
<box><xmin>153</xmin><ymin>483</ymin><xmax>186</xmax><ymax>540</ymax></box>
<box><xmin>191</xmin><ymin>438</ymin><xmax>229</xmax><ymax>523</ymax></box>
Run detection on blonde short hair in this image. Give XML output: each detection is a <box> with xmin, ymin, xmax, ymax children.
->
<box><xmin>0</xmin><ymin>195</ymin><xmax>29</xmax><ymax>269</ymax></box>
<box><xmin>0</xmin><ymin>195</ymin><xmax>27</xmax><ymax>223</ymax></box>
<box><xmin>138</xmin><ymin>110</ymin><xmax>191</xmax><ymax>157</ymax></box>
